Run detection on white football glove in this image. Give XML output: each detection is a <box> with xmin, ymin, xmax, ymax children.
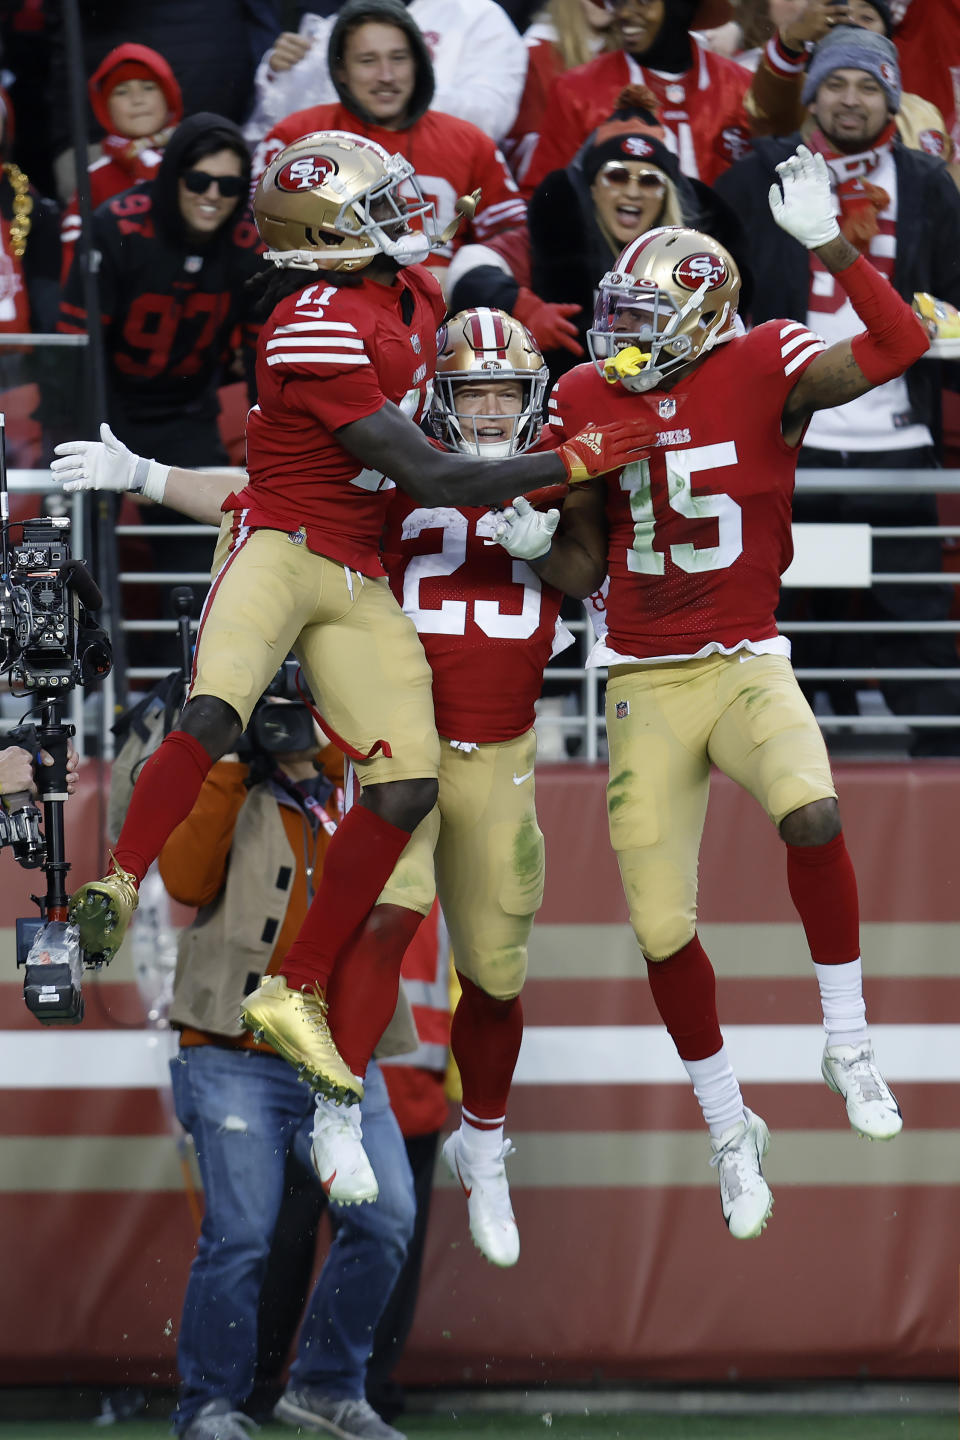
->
<box><xmin>768</xmin><ymin>144</ymin><xmax>840</xmax><ymax>249</ymax></box>
<box><xmin>492</xmin><ymin>495</ymin><xmax>560</xmax><ymax>561</ymax></box>
<box><xmin>51</xmin><ymin>422</ymin><xmax>170</xmax><ymax>504</ymax></box>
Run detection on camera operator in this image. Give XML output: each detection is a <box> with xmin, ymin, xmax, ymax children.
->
<box><xmin>0</xmin><ymin>739</ymin><xmax>79</xmax><ymax>803</ymax></box>
<box><xmin>159</xmin><ymin>694</ymin><xmax>415</xmax><ymax>1440</ymax></box>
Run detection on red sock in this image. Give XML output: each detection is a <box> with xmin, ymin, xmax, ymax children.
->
<box><xmin>645</xmin><ymin>934</ymin><xmax>723</xmax><ymax>1061</ymax></box>
<box><xmin>326</xmin><ymin>903</ymin><xmax>424</xmax><ymax>1078</ymax></box>
<box><xmin>113</xmin><ymin>730</ymin><xmax>214</xmax><ymax>883</ymax></box>
<box><xmin>280</xmin><ymin>804</ymin><xmax>413</xmax><ymax>992</ymax></box>
<box><xmin>786</xmin><ymin>832</ymin><xmax>860</xmax><ymax>965</ymax></box>
<box><xmin>451</xmin><ymin>974</ymin><xmax>523</xmax><ymax>1123</ymax></box>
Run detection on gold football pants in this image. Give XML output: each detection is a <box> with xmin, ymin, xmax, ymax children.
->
<box><xmin>605</xmin><ymin>652</ymin><xmax>836</xmax><ymax>960</ymax></box>
<box><xmin>379</xmin><ymin>728</ymin><xmax>545</xmax><ymax>999</ymax></box>
<box><xmin>192</xmin><ymin>519</ymin><xmax>440</xmax><ymax>786</ymax></box>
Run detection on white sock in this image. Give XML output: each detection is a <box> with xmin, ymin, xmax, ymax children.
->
<box><xmin>460</xmin><ymin>1107</ymin><xmax>505</xmax><ymax>1158</ymax></box>
<box><xmin>682</xmin><ymin>1047</ymin><xmax>746</xmax><ymax>1139</ymax></box>
<box><xmin>814</xmin><ymin>958</ymin><xmax>869</xmax><ymax>1048</ymax></box>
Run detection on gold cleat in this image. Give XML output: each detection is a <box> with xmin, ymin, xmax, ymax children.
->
<box><xmin>240</xmin><ymin>974</ymin><xmax>363</xmax><ymax>1106</ymax></box>
<box><xmin>67</xmin><ymin>855</ymin><xmax>140</xmax><ymax>963</ymax></box>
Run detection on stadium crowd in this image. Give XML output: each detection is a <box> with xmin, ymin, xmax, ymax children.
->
<box><xmin>2</xmin><ymin>1</ymin><xmax>959</xmax><ymax>1438</ymax></box>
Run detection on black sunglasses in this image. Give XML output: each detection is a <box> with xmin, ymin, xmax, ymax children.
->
<box><xmin>182</xmin><ymin>169</ymin><xmax>246</xmax><ymax>198</ymax></box>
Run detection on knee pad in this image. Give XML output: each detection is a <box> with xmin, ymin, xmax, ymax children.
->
<box><xmin>632</xmin><ymin>912</ymin><xmax>696</xmax><ymax>963</ymax></box>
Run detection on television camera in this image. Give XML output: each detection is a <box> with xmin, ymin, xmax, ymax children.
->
<box><xmin>0</xmin><ymin>415</ymin><xmax>112</xmax><ymax>1025</ymax></box>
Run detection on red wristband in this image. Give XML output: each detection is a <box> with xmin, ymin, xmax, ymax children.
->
<box><xmin>837</xmin><ymin>255</ymin><xmax>930</xmax><ymax>385</ymax></box>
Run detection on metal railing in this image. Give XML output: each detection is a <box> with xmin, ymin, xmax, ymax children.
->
<box><xmin>8</xmin><ymin>469</ymin><xmax>960</xmax><ymax>762</ymax></box>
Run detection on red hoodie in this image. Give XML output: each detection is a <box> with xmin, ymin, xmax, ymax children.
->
<box><xmin>60</xmin><ymin>43</ymin><xmax>183</xmax><ymax>283</ymax></box>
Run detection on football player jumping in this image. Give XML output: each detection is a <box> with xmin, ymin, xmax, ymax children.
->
<box><xmin>60</xmin><ymin>132</ymin><xmax>652</xmax><ymax>1108</ymax></box>
<box><xmin>54</xmin><ymin>308</ymin><xmax>578</xmax><ymax>1267</ymax></box>
<box><xmin>494</xmin><ymin>145</ymin><xmax>922</xmax><ymax>1239</ymax></box>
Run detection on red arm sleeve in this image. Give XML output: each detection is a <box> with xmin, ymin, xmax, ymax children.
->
<box><xmin>838</xmin><ymin>255</ymin><xmax>931</xmax><ymax>385</ymax></box>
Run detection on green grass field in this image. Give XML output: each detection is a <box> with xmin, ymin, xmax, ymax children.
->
<box><xmin>0</xmin><ymin>1413</ymin><xmax>953</xmax><ymax>1440</ymax></box>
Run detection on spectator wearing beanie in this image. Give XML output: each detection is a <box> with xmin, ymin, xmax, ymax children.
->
<box><xmin>715</xmin><ymin>24</ymin><xmax>960</xmax><ymax>756</ymax></box>
<box><xmin>449</xmin><ymin>87</ymin><xmax>749</xmax><ymax>382</ymax></box>
<box><xmin>521</xmin><ymin>0</ymin><xmax>753</xmax><ymax>197</ymax></box>
<box><xmin>747</xmin><ymin>0</ymin><xmax>952</xmax><ymax>166</ymax></box>
<box><xmin>60</xmin><ymin>44</ymin><xmax>183</xmax><ymax>282</ymax></box>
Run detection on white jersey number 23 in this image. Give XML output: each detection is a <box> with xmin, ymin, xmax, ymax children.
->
<box><xmin>401</xmin><ymin>507</ymin><xmax>542</xmax><ymax>638</ymax></box>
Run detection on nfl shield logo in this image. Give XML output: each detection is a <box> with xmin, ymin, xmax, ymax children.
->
<box><xmin>615</xmin><ymin>699</ymin><xmax>629</xmax><ymax>720</ymax></box>
<box><xmin>658</xmin><ymin>398</ymin><xmax>676</xmax><ymax>420</ymax></box>
<box><xmin>411</xmin><ymin>334</ymin><xmax>422</xmax><ymax>354</ymax></box>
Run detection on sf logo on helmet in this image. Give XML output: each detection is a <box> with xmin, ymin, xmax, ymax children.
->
<box><xmin>673</xmin><ymin>253</ymin><xmax>728</xmax><ymax>291</ymax></box>
<box><xmin>276</xmin><ymin>155</ymin><xmax>338</xmax><ymax>191</ymax></box>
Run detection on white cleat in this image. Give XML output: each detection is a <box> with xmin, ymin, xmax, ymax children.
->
<box><xmin>709</xmin><ymin>1108</ymin><xmax>773</xmax><ymax>1240</ymax></box>
<box><xmin>310</xmin><ymin>1094</ymin><xmax>378</xmax><ymax>1205</ymax></box>
<box><xmin>822</xmin><ymin>1041</ymin><xmax>903</xmax><ymax>1141</ymax></box>
<box><xmin>442</xmin><ymin>1131</ymin><xmax>520</xmax><ymax>1267</ymax></box>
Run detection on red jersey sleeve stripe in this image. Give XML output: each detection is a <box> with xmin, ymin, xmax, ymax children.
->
<box><xmin>783</xmin><ymin>340</ymin><xmax>826</xmax><ymax>376</ymax></box>
<box><xmin>274</xmin><ymin>320</ymin><xmax>360</xmax><ymax>335</ymax></box>
<box><xmin>781</xmin><ymin>329</ymin><xmax>823</xmax><ymax>358</ymax></box>
<box><xmin>265</xmin><ymin>350</ymin><xmax>370</xmax><ymax>367</ymax></box>
<box><xmin>265</xmin><ymin>336</ymin><xmax>366</xmax><ymax>351</ymax></box>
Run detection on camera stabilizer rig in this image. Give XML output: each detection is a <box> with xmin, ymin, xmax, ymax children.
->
<box><xmin>0</xmin><ymin>414</ymin><xmax>112</xmax><ymax>1023</ymax></box>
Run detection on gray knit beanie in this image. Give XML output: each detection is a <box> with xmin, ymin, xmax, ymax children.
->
<box><xmin>801</xmin><ymin>25</ymin><xmax>902</xmax><ymax>112</ymax></box>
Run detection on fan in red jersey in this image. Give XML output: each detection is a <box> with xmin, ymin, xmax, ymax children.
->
<box><xmin>250</xmin><ymin>0</ymin><xmax>528</xmax><ymax>286</ymax></box>
<box><xmin>56</xmin><ymin>127</ymin><xmax>652</xmax><ymax>1124</ymax></box>
<box><xmin>52</xmin><ymin>304</ymin><xmax>590</xmax><ymax>1269</ymax></box>
<box><xmin>494</xmin><ymin>146</ymin><xmax>925</xmax><ymax>1241</ymax></box>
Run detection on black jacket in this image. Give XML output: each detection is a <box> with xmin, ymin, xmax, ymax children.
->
<box><xmin>714</xmin><ymin>132</ymin><xmax>960</xmax><ymax>445</ymax></box>
<box><xmin>58</xmin><ymin>115</ymin><xmax>264</xmax><ymax>461</ymax></box>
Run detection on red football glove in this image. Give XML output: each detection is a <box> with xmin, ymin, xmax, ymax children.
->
<box><xmin>513</xmin><ymin>286</ymin><xmax>584</xmax><ymax>356</ymax></box>
<box><xmin>556</xmin><ymin>420</ymin><xmax>657</xmax><ymax>483</ymax></box>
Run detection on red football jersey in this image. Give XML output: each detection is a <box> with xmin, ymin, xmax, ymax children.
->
<box><xmin>521</xmin><ymin>42</ymin><xmax>752</xmax><ymax>197</ymax></box>
<box><xmin>233</xmin><ymin>267</ymin><xmax>445</xmax><ymax>576</ymax></box>
<box><xmin>381</xmin><ymin>493</ymin><xmax>567</xmax><ymax>743</ymax></box>
<box><xmin>252</xmin><ymin>104</ymin><xmax>526</xmax><ymax>273</ymax></box>
<box><xmin>548</xmin><ymin>321</ymin><xmax>826</xmax><ymax>659</ymax></box>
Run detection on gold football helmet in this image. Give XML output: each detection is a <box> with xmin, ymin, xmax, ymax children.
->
<box><xmin>588</xmin><ymin>227</ymin><xmax>741</xmax><ymax>392</ymax></box>
<box><xmin>254</xmin><ymin>130</ymin><xmax>440</xmax><ymax>271</ymax></box>
<box><xmin>431</xmin><ymin>308</ymin><xmax>548</xmax><ymax>458</ymax></box>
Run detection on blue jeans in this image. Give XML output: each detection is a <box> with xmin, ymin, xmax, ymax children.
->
<box><xmin>170</xmin><ymin>1047</ymin><xmax>414</xmax><ymax>1432</ymax></box>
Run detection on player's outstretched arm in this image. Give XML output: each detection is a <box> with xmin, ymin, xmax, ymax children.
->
<box><xmin>336</xmin><ymin>403</ymin><xmax>654</xmax><ymax>509</ymax></box>
<box><xmin>51</xmin><ymin>425</ymin><xmax>232</xmax><ymax>526</ymax></box>
<box><xmin>494</xmin><ymin>481</ymin><xmax>608</xmax><ymax>599</ymax></box>
<box><xmin>769</xmin><ymin>146</ymin><xmax>930</xmax><ymax>442</ymax></box>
